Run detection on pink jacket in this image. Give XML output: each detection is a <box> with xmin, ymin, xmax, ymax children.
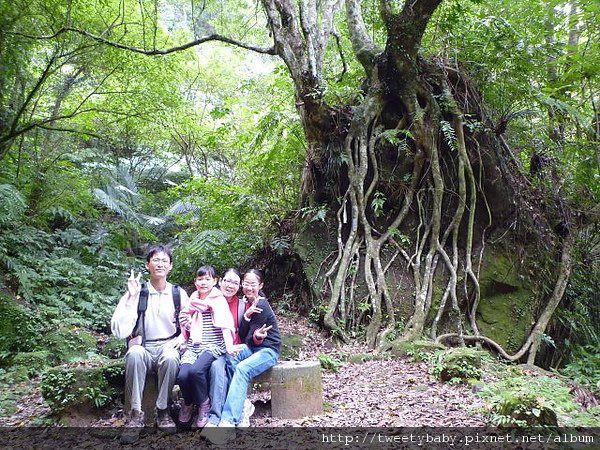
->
<box><xmin>182</xmin><ymin>287</ymin><xmax>234</xmax><ymax>344</ymax></box>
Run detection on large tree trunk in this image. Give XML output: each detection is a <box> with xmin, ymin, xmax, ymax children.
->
<box><xmin>262</xmin><ymin>0</ymin><xmax>571</xmax><ymax>362</ymax></box>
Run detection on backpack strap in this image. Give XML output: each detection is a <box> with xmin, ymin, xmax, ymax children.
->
<box><xmin>129</xmin><ymin>282</ymin><xmax>181</xmax><ymax>347</ymax></box>
<box><xmin>172</xmin><ymin>284</ymin><xmax>181</xmax><ymax>336</ymax></box>
<box><xmin>128</xmin><ymin>282</ymin><xmax>149</xmax><ymax>347</ymax></box>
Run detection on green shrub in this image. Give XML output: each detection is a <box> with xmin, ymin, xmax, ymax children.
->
<box><xmin>479</xmin><ymin>375</ymin><xmax>582</xmax><ymax>427</ymax></box>
<box><xmin>44</xmin><ymin>328</ymin><xmax>98</xmax><ymax>364</ymax></box>
<box><xmin>0</xmin><ymin>220</ymin><xmax>128</xmax><ymax>331</ymax></box>
<box><xmin>11</xmin><ymin>350</ymin><xmax>51</xmax><ymax>378</ymax></box>
<box><xmin>0</xmin><ymin>366</ymin><xmax>29</xmax><ymax>384</ymax></box>
<box><xmin>561</xmin><ymin>344</ymin><xmax>600</xmax><ymax>396</ymax></box>
<box><xmin>318</xmin><ymin>354</ymin><xmax>341</xmax><ymax>373</ymax></box>
<box><xmin>40</xmin><ymin>358</ymin><xmax>124</xmax><ymax>414</ymax></box>
<box><xmin>99</xmin><ymin>334</ymin><xmax>126</xmax><ymax>359</ymax></box>
<box><xmin>391</xmin><ymin>339</ymin><xmax>445</xmax><ymax>362</ymax></box>
<box><xmin>41</xmin><ymin>370</ymin><xmax>78</xmax><ymax>413</ymax></box>
<box><xmin>0</xmin><ymin>294</ymin><xmax>39</xmax><ymax>365</ymax></box>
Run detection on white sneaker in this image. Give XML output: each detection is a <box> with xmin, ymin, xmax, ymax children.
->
<box><xmin>240</xmin><ymin>399</ymin><xmax>255</xmax><ymax>427</ymax></box>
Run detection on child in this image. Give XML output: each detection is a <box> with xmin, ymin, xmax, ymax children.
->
<box><xmin>217</xmin><ymin>269</ymin><xmax>280</xmax><ymax>433</ymax></box>
<box><xmin>176</xmin><ymin>265</ymin><xmax>235</xmax><ymax>428</ymax></box>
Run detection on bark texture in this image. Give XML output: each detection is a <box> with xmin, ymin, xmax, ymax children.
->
<box><xmin>259</xmin><ymin>0</ymin><xmax>572</xmax><ymax>365</ymax></box>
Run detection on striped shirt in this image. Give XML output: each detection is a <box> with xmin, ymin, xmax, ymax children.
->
<box><xmin>186</xmin><ymin>310</ymin><xmax>226</xmax><ymax>357</ymax></box>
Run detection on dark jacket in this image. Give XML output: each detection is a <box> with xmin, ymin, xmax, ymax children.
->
<box><xmin>239</xmin><ymin>296</ymin><xmax>281</xmax><ymax>354</ymax></box>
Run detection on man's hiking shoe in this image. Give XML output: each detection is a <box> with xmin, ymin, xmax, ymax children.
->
<box><xmin>120</xmin><ymin>410</ymin><xmax>144</xmax><ymax>444</ymax></box>
<box><xmin>156</xmin><ymin>408</ymin><xmax>176</xmax><ymax>434</ymax></box>
<box><xmin>192</xmin><ymin>398</ymin><xmax>211</xmax><ymax>429</ymax></box>
<box><xmin>178</xmin><ymin>402</ymin><xmax>195</xmax><ymax>424</ymax></box>
<box><xmin>240</xmin><ymin>399</ymin><xmax>255</xmax><ymax>427</ymax></box>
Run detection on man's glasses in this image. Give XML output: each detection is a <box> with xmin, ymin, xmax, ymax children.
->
<box><xmin>222</xmin><ymin>279</ymin><xmax>240</xmax><ymax>286</ymax></box>
<box><xmin>150</xmin><ymin>258</ymin><xmax>170</xmax><ymax>264</ymax></box>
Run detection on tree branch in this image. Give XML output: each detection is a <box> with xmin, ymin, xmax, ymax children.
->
<box><xmin>13</xmin><ymin>27</ymin><xmax>277</xmax><ymax>56</ymax></box>
<box><xmin>383</xmin><ymin>0</ymin><xmax>443</xmax><ymax>61</ymax></box>
<box><xmin>346</xmin><ymin>0</ymin><xmax>381</xmax><ymax>77</ymax></box>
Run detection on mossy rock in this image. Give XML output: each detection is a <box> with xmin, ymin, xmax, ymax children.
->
<box><xmin>294</xmin><ymin>220</ymin><xmax>336</xmax><ymax>297</ymax></box>
<box><xmin>477</xmin><ymin>250</ymin><xmax>536</xmax><ymax>352</ymax></box>
<box><xmin>390</xmin><ymin>339</ymin><xmax>446</xmax><ymax>359</ymax></box>
<box><xmin>40</xmin><ymin>357</ymin><xmax>125</xmax><ymax>415</ymax></box>
<box><xmin>0</xmin><ymin>365</ymin><xmax>29</xmax><ymax>384</ymax></box>
<box><xmin>99</xmin><ymin>334</ymin><xmax>126</xmax><ymax>359</ymax></box>
<box><xmin>345</xmin><ymin>352</ymin><xmax>386</xmax><ymax>363</ymax></box>
<box><xmin>0</xmin><ymin>294</ymin><xmax>39</xmax><ymax>364</ymax></box>
<box><xmin>44</xmin><ymin>327</ymin><xmax>98</xmax><ymax>364</ymax></box>
<box><xmin>11</xmin><ymin>350</ymin><xmax>52</xmax><ymax>378</ymax></box>
<box><xmin>433</xmin><ymin>347</ymin><xmax>487</xmax><ymax>382</ymax></box>
<box><xmin>280</xmin><ymin>334</ymin><xmax>304</xmax><ymax>360</ymax></box>
<box><xmin>495</xmin><ymin>391</ymin><xmax>558</xmax><ymax>427</ymax></box>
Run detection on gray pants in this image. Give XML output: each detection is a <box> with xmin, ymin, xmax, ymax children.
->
<box><xmin>124</xmin><ymin>341</ymin><xmax>180</xmax><ymax>412</ymax></box>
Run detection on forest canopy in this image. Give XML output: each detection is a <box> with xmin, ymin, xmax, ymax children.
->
<box><xmin>0</xmin><ymin>0</ymin><xmax>598</xmax><ymax>383</ymax></box>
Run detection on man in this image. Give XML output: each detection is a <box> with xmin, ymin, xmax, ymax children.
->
<box><xmin>111</xmin><ymin>244</ymin><xmax>189</xmax><ymax>444</ymax></box>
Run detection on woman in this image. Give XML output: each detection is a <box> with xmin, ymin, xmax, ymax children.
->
<box><xmin>217</xmin><ymin>268</ymin><xmax>281</xmax><ymax>431</ymax></box>
<box><xmin>203</xmin><ymin>268</ymin><xmax>248</xmax><ymax>427</ymax></box>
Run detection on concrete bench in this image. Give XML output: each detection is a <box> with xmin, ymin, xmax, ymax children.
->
<box><xmin>133</xmin><ymin>359</ymin><xmax>323</xmax><ymax>423</ymax></box>
<box><xmin>252</xmin><ymin>360</ymin><xmax>323</xmax><ymax>419</ymax></box>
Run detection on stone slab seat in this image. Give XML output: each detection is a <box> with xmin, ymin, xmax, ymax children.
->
<box><xmin>253</xmin><ymin>360</ymin><xmax>323</xmax><ymax>419</ymax></box>
<box><xmin>130</xmin><ymin>360</ymin><xmax>323</xmax><ymax>423</ymax></box>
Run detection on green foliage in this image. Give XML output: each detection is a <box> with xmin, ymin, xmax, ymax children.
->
<box><xmin>40</xmin><ymin>370</ymin><xmax>78</xmax><ymax>413</ymax></box>
<box><xmin>430</xmin><ymin>347</ymin><xmax>486</xmax><ymax>383</ymax></box>
<box><xmin>0</xmin><ymin>223</ymin><xmax>127</xmax><ymax>330</ymax></box>
<box><xmin>169</xmin><ymin>178</ymin><xmax>270</xmax><ymax>278</ymax></box>
<box><xmin>44</xmin><ymin>328</ymin><xmax>98</xmax><ymax>364</ymax></box>
<box><xmin>440</xmin><ymin>121</ymin><xmax>457</xmax><ymax>151</ymax></box>
<box><xmin>479</xmin><ymin>375</ymin><xmax>580</xmax><ymax>427</ymax></box>
<box><xmin>40</xmin><ymin>358</ymin><xmax>124</xmax><ymax>414</ymax></box>
<box><xmin>0</xmin><ymin>184</ymin><xmax>27</xmax><ymax>225</ymax></box>
<box><xmin>561</xmin><ymin>345</ymin><xmax>600</xmax><ymax>394</ymax></box>
<box><xmin>99</xmin><ymin>335</ymin><xmax>126</xmax><ymax>360</ymax></box>
<box><xmin>371</xmin><ymin>191</ymin><xmax>386</xmax><ymax>218</ymax></box>
<box><xmin>318</xmin><ymin>354</ymin><xmax>341</xmax><ymax>373</ymax></box>
<box><xmin>0</xmin><ymin>370</ymin><xmax>30</xmax><ymax>416</ymax></box>
<box><xmin>300</xmin><ymin>204</ymin><xmax>328</xmax><ymax>224</ymax></box>
<box><xmin>391</xmin><ymin>339</ymin><xmax>445</xmax><ymax>362</ymax></box>
<box><xmin>11</xmin><ymin>351</ymin><xmax>51</xmax><ymax>379</ymax></box>
<box><xmin>549</xmin><ymin>227</ymin><xmax>600</xmax><ymax>370</ymax></box>
<box><xmin>0</xmin><ymin>294</ymin><xmax>39</xmax><ymax>364</ymax></box>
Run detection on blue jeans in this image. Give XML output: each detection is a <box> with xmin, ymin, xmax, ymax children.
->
<box><xmin>207</xmin><ymin>355</ymin><xmax>234</xmax><ymax>425</ymax></box>
<box><xmin>220</xmin><ymin>345</ymin><xmax>279</xmax><ymax>425</ymax></box>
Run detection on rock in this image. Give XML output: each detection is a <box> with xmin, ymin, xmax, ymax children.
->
<box><xmin>44</xmin><ymin>327</ymin><xmax>98</xmax><ymax>364</ymax></box>
<box><xmin>40</xmin><ymin>357</ymin><xmax>124</xmax><ymax>419</ymax></box>
<box><xmin>11</xmin><ymin>350</ymin><xmax>51</xmax><ymax>378</ymax></box>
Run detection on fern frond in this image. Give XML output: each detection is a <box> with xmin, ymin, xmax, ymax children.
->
<box><xmin>0</xmin><ymin>184</ymin><xmax>27</xmax><ymax>224</ymax></box>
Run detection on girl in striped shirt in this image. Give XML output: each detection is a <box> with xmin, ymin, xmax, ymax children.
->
<box><xmin>176</xmin><ymin>265</ymin><xmax>235</xmax><ymax>428</ymax></box>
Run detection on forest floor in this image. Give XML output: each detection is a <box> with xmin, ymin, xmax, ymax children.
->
<box><xmin>1</xmin><ymin>314</ymin><xmax>599</xmax><ymax>448</ymax></box>
<box><xmin>0</xmin><ymin>314</ymin><xmax>487</xmax><ymax>429</ymax></box>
